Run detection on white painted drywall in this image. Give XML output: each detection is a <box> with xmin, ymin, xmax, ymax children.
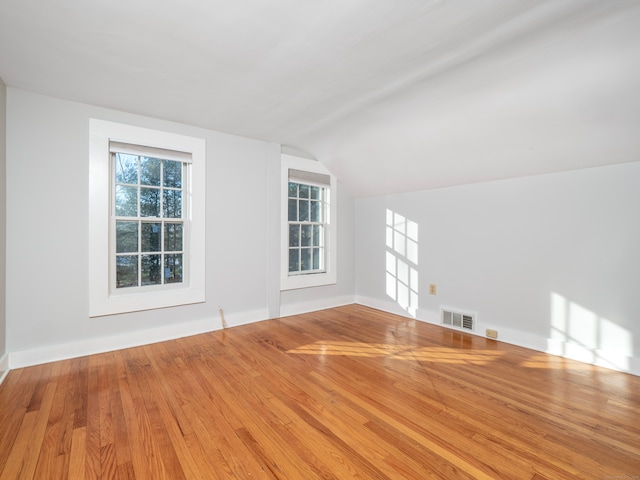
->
<box><xmin>355</xmin><ymin>162</ymin><xmax>640</xmax><ymax>375</ymax></box>
<box><xmin>5</xmin><ymin>88</ymin><xmax>273</xmax><ymax>362</ymax></box>
<box><xmin>5</xmin><ymin>88</ymin><xmax>356</xmax><ymax>367</ymax></box>
<box><xmin>0</xmin><ymin>77</ymin><xmax>7</xmax><ymax>375</ymax></box>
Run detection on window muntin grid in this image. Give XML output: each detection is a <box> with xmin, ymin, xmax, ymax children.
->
<box><xmin>112</xmin><ymin>152</ymin><xmax>186</xmax><ymax>289</ymax></box>
<box><xmin>287</xmin><ymin>181</ymin><xmax>326</xmax><ymax>275</ymax></box>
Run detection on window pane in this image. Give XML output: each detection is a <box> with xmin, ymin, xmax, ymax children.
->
<box><xmin>141</xmin><ymin>254</ymin><xmax>161</xmax><ymax>285</ymax></box>
<box><xmin>115</xmin><ymin>185</ymin><xmax>138</xmax><ymax>217</ymax></box>
<box><xmin>301</xmin><ymin>248</ymin><xmax>312</xmax><ymax>271</ymax></box>
<box><xmin>116</xmin><ymin>255</ymin><xmax>138</xmax><ymax>288</ymax></box>
<box><xmin>140</xmin><ymin>157</ymin><xmax>161</xmax><ymax>186</ymax></box>
<box><xmin>313</xmin><ymin>247</ymin><xmax>321</xmax><ymax>270</ymax></box>
<box><xmin>301</xmin><ymin>224</ymin><xmax>312</xmax><ymax>246</ymax></box>
<box><xmin>289</xmin><ymin>249</ymin><xmax>299</xmax><ymax>273</ymax></box>
<box><xmin>116</xmin><ymin>221</ymin><xmax>138</xmax><ymax>253</ymax></box>
<box><xmin>299</xmin><ymin>184</ymin><xmax>310</xmax><ymax>199</ymax></box>
<box><xmin>288</xmin><ymin>199</ymin><xmax>297</xmax><ymax>222</ymax></box>
<box><xmin>288</xmin><ymin>182</ymin><xmax>298</xmax><ymax>198</ymax></box>
<box><xmin>310</xmin><ymin>200</ymin><xmax>321</xmax><ymax>222</ymax></box>
<box><xmin>141</xmin><ymin>222</ymin><xmax>161</xmax><ymax>252</ymax></box>
<box><xmin>163</xmin><ymin>189</ymin><xmax>182</xmax><ymax>218</ymax></box>
<box><xmin>313</xmin><ymin>225</ymin><xmax>322</xmax><ymax>246</ymax></box>
<box><xmin>289</xmin><ymin>224</ymin><xmax>300</xmax><ymax>247</ymax></box>
<box><xmin>299</xmin><ymin>200</ymin><xmax>309</xmax><ymax>222</ymax></box>
<box><xmin>140</xmin><ymin>187</ymin><xmax>161</xmax><ymax>217</ymax></box>
<box><xmin>310</xmin><ymin>186</ymin><xmax>320</xmax><ymax>200</ymax></box>
<box><xmin>115</xmin><ymin>153</ymin><xmax>138</xmax><ymax>184</ymax></box>
<box><xmin>164</xmin><ymin>223</ymin><xmax>183</xmax><ymax>251</ymax></box>
<box><xmin>164</xmin><ymin>254</ymin><xmax>183</xmax><ymax>284</ymax></box>
<box><xmin>163</xmin><ymin>160</ymin><xmax>182</xmax><ymax>188</ymax></box>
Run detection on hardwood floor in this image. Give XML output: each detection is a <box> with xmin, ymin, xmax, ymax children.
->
<box><xmin>0</xmin><ymin>304</ymin><xmax>638</xmax><ymax>479</ymax></box>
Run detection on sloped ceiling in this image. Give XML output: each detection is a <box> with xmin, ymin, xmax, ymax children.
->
<box><xmin>1</xmin><ymin>0</ymin><xmax>639</xmax><ymax>196</ymax></box>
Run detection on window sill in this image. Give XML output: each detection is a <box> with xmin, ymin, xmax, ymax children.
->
<box><xmin>280</xmin><ymin>271</ymin><xmax>336</xmax><ymax>291</ymax></box>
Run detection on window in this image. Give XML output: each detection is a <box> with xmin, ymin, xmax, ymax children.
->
<box><xmin>89</xmin><ymin>120</ymin><xmax>206</xmax><ymax>317</ymax></box>
<box><xmin>112</xmin><ymin>145</ymin><xmax>187</xmax><ymax>290</ymax></box>
<box><xmin>281</xmin><ymin>154</ymin><xmax>336</xmax><ymax>290</ymax></box>
<box><xmin>287</xmin><ymin>171</ymin><xmax>329</xmax><ymax>275</ymax></box>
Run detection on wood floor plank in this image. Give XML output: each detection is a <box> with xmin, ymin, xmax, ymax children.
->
<box><xmin>197</xmin><ymin>345</ymin><xmax>338</xmax><ymax>479</ymax></box>
<box><xmin>0</xmin><ymin>365</ymin><xmax>45</xmax><ymax>474</ymax></box>
<box><xmin>68</xmin><ymin>427</ymin><xmax>87</xmax><ymax>479</ymax></box>
<box><xmin>85</xmin><ymin>356</ymin><xmax>103</xmax><ymax>480</ymax></box>
<box><xmin>1</xmin><ymin>382</ymin><xmax>56</xmax><ymax>480</ymax></box>
<box><xmin>0</xmin><ymin>410</ymin><xmax>39</xmax><ymax>480</ymax></box>
<box><xmin>31</xmin><ymin>361</ymin><xmax>71</xmax><ymax>480</ymax></box>
<box><xmin>138</xmin><ymin>347</ymin><xmax>207</xmax><ymax>480</ymax></box>
<box><xmin>108</xmin><ymin>351</ymin><xmax>133</xmax><ymax>475</ymax></box>
<box><xmin>1</xmin><ymin>304</ymin><xmax>639</xmax><ymax>479</ymax></box>
<box><xmin>114</xmin><ymin>350</ymin><xmax>157</xmax><ymax>480</ymax></box>
<box><xmin>153</xmin><ymin>340</ymin><xmax>269</xmax><ymax>479</ymax></box>
<box><xmin>121</xmin><ymin>346</ymin><xmax>191</xmax><ymax>480</ymax></box>
<box><xmin>227</xmin><ymin>331</ymin><xmax>425</xmax><ymax>479</ymax></box>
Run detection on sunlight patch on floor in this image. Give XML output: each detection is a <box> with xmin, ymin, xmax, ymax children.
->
<box><xmin>288</xmin><ymin>341</ymin><xmax>505</xmax><ymax>365</ymax></box>
<box><xmin>520</xmin><ymin>353</ymin><xmax>600</xmax><ymax>371</ymax></box>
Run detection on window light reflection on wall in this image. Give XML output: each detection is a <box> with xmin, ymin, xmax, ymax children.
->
<box><xmin>385</xmin><ymin>209</ymin><xmax>419</xmax><ymax>317</ymax></box>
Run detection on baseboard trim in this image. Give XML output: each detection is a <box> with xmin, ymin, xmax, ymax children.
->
<box><xmin>9</xmin><ymin>307</ymin><xmax>269</xmax><ymax>369</ymax></box>
<box><xmin>355</xmin><ymin>295</ymin><xmax>640</xmax><ymax>377</ymax></box>
<box><xmin>222</xmin><ymin>307</ymin><xmax>270</xmax><ymax>329</ymax></box>
<box><xmin>7</xmin><ymin>298</ymin><xmax>638</xmax><ymax>377</ymax></box>
<box><xmin>0</xmin><ymin>353</ymin><xmax>9</xmax><ymax>386</ymax></box>
<box><xmin>279</xmin><ymin>295</ymin><xmax>356</xmax><ymax>318</ymax></box>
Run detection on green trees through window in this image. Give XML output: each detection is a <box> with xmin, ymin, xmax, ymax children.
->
<box><xmin>113</xmin><ymin>152</ymin><xmax>185</xmax><ymax>288</ymax></box>
<box><xmin>288</xmin><ymin>181</ymin><xmax>326</xmax><ymax>274</ymax></box>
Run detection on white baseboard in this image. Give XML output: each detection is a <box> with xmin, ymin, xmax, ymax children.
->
<box><xmin>9</xmin><ymin>307</ymin><xmax>269</xmax><ymax>369</ymax></box>
<box><xmin>356</xmin><ymin>295</ymin><xmax>640</xmax><ymax>377</ymax></box>
<box><xmin>223</xmin><ymin>307</ymin><xmax>269</xmax><ymax>329</ymax></box>
<box><xmin>279</xmin><ymin>295</ymin><xmax>355</xmax><ymax>318</ymax></box>
<box><xmin>355</xmin><ymin>295</ymin><xmax>419</xmax><ymax>320</ymax></box>
<box><xmin>0</xmin><ymin>353</ymin><xmax>9</xmax><ymax>386</ymax></box>
<box><xmin>7</xmin><ymin>298</ymin><xmax>638</xmax><ymax>378</ymax></box>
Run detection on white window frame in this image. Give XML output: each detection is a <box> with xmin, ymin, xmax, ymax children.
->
<box><xmin>280</xmin><ymin>154</ymin><xmax>336</xmax><ymax>290</ymax></box>
<box><xmin>89</xmin><ymin>119</ymin><xmax>206</xmax><ymax>317</ymax></box>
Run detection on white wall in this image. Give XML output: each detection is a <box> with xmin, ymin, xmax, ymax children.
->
<box><xmin>5</xmin><ymin>88</ymin><xmax>269</xmax><ymax>364</ymax></box>
<box><xmin>355</xmin><ymin>162</ymin><xmax>640</xmax><ymax>375</ymax></box>
<box><xmin>5</xmin><ymin>88</ymin><xmax>355</xmax><ymax>367</ymax></box>
<box><xmin>0</xmin><ymin>77</ymin><xmax>7</xmax><ymax>379</ymax></box>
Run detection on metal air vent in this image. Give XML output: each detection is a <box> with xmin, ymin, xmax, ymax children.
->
<box><xmin>441</xmin><ymin>308</ymin><xmax>475</xmax><ymax>332</ymax></box>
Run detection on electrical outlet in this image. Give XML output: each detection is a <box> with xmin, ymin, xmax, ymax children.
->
<box><xmin>429</xmin><ymin>284</ymin><xmax>437</xmax><ymax>295</ymax></box>
<box><xmin>486</xmin><ymin>329</ymin><xmax>498</xmax><ymax>339</ymax></box>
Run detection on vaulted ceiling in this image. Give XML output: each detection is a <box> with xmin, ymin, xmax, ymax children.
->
<box><xmin>1</xmin><ymin>0</ymin><xmax>639</xmax><ymax>196</ymax></box>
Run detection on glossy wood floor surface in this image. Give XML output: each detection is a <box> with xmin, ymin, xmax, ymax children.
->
<box><xmin>1</xmin><ymin>304</ymin><xmax>639</xmax><ymax>479</ymax></box>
